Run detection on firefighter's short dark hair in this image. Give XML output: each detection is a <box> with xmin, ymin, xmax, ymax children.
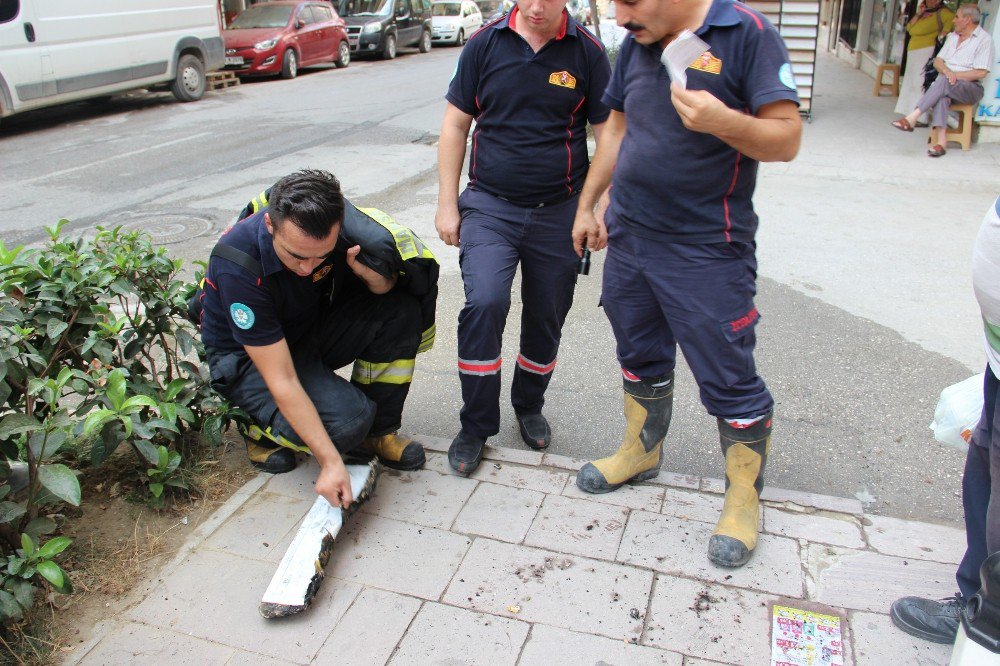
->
<box><xmin>267</xmin><ymin>170</ymin><xmax>344</xmax><ymax>239</ymax></box>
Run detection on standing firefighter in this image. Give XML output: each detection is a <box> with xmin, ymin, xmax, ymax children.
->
<box><xmin>195</xmin><ymin>170</ymin><xmax>438</xmax><ymax>508</ymax></box>
<box><xmin>435</xmin><ymin>0</ymin><xmax>611</xmax><ymax>474</ymax></box>
<box><xmin>572</xmin><ymin>0</ymin><xmax>802</xmax><ymax>568</ymax></box>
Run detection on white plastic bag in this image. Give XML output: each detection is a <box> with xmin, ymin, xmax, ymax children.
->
<box><xmin>930</xmin><ymin>374</ymin><xmax>984</xmax><ymax>450</ymax></box>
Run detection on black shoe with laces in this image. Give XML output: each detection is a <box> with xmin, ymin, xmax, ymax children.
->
<box><xmin>448</xmin><ymin>430</ymin><xmax>486</xmax><ymax>476</ymax></box>
<box><xmin>517</xmin><ymin>413</ymin><xmax>551</xmax><ymax>450</ymax></box>
<box><xmin>890</xmin><ymin>594</ymin><xmax>964</xmax><ymax>644</ymax></box>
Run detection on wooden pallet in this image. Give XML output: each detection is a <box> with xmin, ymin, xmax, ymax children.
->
<box><xmin>206</xmin><ymin>70</ymin><xmax>240</xmax><ymax>90</ymax></box>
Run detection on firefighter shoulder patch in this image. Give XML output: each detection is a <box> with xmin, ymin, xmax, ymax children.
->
<box><xmin>230</xmin><ymin>302</ymin><xmax>255</xmax><ymax>330</ymax></box>
<box><xmin>689</xmin><ymin>51</ymin><xmax>722</xmax><ymax>75</ymax></box>
<box><xmin>548</xmin><ymin>71</ymin><xmax>577</xmax><ymax>89</ymax></box>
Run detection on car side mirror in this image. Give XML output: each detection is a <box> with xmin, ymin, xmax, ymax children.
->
<box><xmin>396</xmin><ymin>6</ymin><xmax>407</xmax><ymax>16</ymax></box>
<box><xmin>295</xmin><ymin>19</ymin><xmax>305</xmax><ymax>28</ymax></box>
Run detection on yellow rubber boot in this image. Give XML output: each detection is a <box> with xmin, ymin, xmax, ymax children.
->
<box><xmin>576</xmin><ymin>373</ymin><xmax>673</xmax><ymax>494</ymax></box>
<box><xmin>708</xmin><ymin>414</ymin><xmax>772</xmax><ymax>568</ymax></box>
<box><xmin>359</xmin><ymin>432</ymin><xmax>426</xmax><ymax>471</ymax></box>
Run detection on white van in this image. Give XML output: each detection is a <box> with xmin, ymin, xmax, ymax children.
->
<box><xmin>0</xmin><ymin>0</ymin><xmax>224</xmax><ymax>126</ymax></box>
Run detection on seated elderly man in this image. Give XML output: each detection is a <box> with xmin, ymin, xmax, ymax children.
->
<box><xmin>891</xmin><ymin>3</ymin><xmax>994</xmax><ymax>157</ymax></box>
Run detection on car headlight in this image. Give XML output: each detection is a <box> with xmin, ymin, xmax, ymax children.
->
<box><xmin>253</xmin><ymin>38</ymin><xmax>278</xmax><ymax>51</ymax></box>
<box><xmin>363</xmin><ymin>22</ymin><xmax>381</xmax><ymax>33</ymax></box>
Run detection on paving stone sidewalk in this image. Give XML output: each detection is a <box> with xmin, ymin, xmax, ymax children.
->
<box><xmin>67</xmin><ymin>437</ymin><xmax>964</xmax><ymax>665</ymax></box>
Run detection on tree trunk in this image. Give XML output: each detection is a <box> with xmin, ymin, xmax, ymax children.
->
<box><xmin>589</xmin><ymin>0</ymin><xmax>601</xmax><ymax>40</ymax></box>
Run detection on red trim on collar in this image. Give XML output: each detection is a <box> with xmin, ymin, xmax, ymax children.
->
<box><xmin>556</xmin><ymin>10</ymin><xmax>567</xmax><ymax>39</ymax></box>
<box><xmin>508</xmin><ymin>4</ymin><xmax>519</xmax><ymax>29</ymax></box>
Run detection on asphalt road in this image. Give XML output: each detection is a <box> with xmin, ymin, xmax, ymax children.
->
<box><xmin>2</xmin><ymin>36</ymin><xmax>998</xmax><ymax>526</ymax></box>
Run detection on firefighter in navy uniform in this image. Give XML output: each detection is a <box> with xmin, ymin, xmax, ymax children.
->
<box><xmin>196</xmin><ymin>170</ymin><xmax>438</xmax><ymax>508</ymax></box>
<box><xmin>571</xmin><ymin>0</ymin><xmax>802</xmax><ymax>569</ymax></box>
<box><xmin>435</xmin><ymin>0</ymin><xmax>611</xmax><ymax>475</ymax></box>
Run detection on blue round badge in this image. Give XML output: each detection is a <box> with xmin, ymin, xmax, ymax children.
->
<box><xmin>230</xmin><ymin>302</ymin><xmax>255</xmax><ymax>330</ymax></box>
<box><xmin>779</xmin><ymin>63</ymin><xmax>796</xmax><ymax>90</ymax></box>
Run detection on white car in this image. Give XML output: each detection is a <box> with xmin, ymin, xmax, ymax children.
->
<box><xmin>431</xmin><ymin>0</ymin><xmax>482</xmax><ymax>45</ymax></box>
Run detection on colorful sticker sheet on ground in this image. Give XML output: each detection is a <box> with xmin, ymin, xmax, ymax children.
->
<box><xmin>771</xmin><ymin>605</ymin><xmax>845</xmax><ymax>665</ymax></box>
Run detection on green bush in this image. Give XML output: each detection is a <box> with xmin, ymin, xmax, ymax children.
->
<box><xmin>0</xmin><ymin>220</ymin><xmax>238</xmax><ymax>622</ymax></box>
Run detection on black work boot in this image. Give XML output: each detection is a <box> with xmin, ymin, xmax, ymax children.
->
<box><xmin>576</xmin><ymin>373</ymin><xmax>673</xmax><ymax>494</ymax></box>
<box><xmin>448</xmin><ymin>430</ymin><xmax>486</xmax><ymax>476</ymax></box>
<box><xmin>707</xmin><ymin>414</ymin><xmax>772</xmax><ymax>568</ymax></box>
<box><xmin>516</xmin><ymin>413</ymin><xmax>550</xmax><ymax>450</ymax></box>
<box><xmin>890</xmin><ymin>594</ymin><xmax>964</xmax><ymax>643</ymax></box>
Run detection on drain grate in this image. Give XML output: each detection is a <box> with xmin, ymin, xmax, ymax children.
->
<box><xmin>117</xmin><ymin>214</ymin><xmax>213</xmax><ymax>245</ymax></box>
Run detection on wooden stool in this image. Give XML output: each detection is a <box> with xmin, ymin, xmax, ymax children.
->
<box><xmin>873</xmin><ymin>64</ymin><xmax>901</xmax><ymax>97</ymax></box>
<box><xmin>927</xmin><ymin>103</ymin><xmax>976</xmax><ymax>151</ymax></box>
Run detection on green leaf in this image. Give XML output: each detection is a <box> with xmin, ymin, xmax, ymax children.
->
<box><xmin>36</xmin><ymin>561</ymin><xmax>68</xmax><ymax>592</ymax></box>
<box><xmin>46</xmin><ymin>319</ymin><xmax>68</xmax><ymax>341</ymax></box>
<box><xmin>23</xmin><ymin>517</ymin><xmax>56</xmax><ymax>540</ymax></box>
<box><xmin>0</xmin><ymin>501</ymin><xmax>25</xmax><ymax>525</ymax></box>
<box><xmin>0</xmin><ymin>413</ymin><xmax>41</xmax><ymax>439</ymax></box>
<box><xmin>149</xmin><ymin>482</ymin><xmax>163</xmax><ymax>498</ymax></box>
<box><xmin>158</xmin><ymin>402</ymin><xmax>178</xmax><ymax>426</ymax></box>
<box><xmin>8</xmin><ymin>579</ymin><xmax>34</xmax><ymax>609</ymax></box>
<box><xmin>157</xmin><ymin>446</ymin><xmax>168</xmax><ymax>470</ymax></box>
<box><xmin>29</xmin><ymin>429</ymin><xmax>66</xmax><ymax>460</ymax></box>
<box><xmin>37</xmin><ymin>464</ymin><xmax>81</xmax><ymax>506</ymax></box>
<box><xmin>134</xmin><ymin>440</ymin><xmax>159</xmax><ymax>466</ymax></box>
<box><xmin>164</xmin><ymin>378</ymin><xmax>188</xmax><ymax>402</ymax></box>
<box><xmin>36</xmin><ymin>536</ymin><xmax>70</xmax><ymax>560</ymax></box>
<box><xmin>105</xmin><ymin>369</ymin><xmax>126</xmax><ymax>411</ymax></box>
<box><xmin>6</xmin><ymin>557</ymin><xmax>23</xmax><ymax>575</ymax></box>
<box><xmin>20</xmin><ymin>533</ymin><xmax>34</xmax><ymax>557</ymax></box>
<box><xmin>121</xmin><ymin>395</ymin><xmax>158</xmax><ymax>412</ymax></box>
<box><xmin>164</xmin><ymin>478</ymin><xmax>188</xmax><ymax>489</ymax></box>
<box><xmin>82</xmin><ymin>408</ymin><xmax>115</xmax><ymax>437</ymax></box>
<box><xmin>0</xmin><ymin>589</ymin><xmax>23</xmax><ymax>620</ymax></box>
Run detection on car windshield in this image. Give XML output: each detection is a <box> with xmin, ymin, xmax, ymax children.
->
<box><xmin>229</xmin><ymin>4</ymin><xmax>294</xmax><ymax>28</ymax></box>
<box><xmin>432</xmin><ymin>2</ymin><xmax>461</xmax><ymax>15</ymax></box>
<box><xmin>338</xmin><ymin>0</ymin><xmax>392</xmax><ymax>17</ymax></box>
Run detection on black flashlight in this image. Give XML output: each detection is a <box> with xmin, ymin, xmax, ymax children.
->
<box><xmin>578</xmin><ymin>248</ymin><xmax>591</xmax><ymax>276</ymax></box>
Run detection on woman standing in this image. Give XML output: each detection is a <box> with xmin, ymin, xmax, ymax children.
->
<box><xmin>894</xmin><ymin>0</ymin><xmax>954</xmax><ymax>124</ymax></box>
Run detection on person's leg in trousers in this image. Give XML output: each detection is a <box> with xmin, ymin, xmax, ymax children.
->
<box><xmin>891</xmin><ymin>366</ymin><xmax>997</xmax><ymax>643</ymax></box>
<box><xmin>577</xmin><ymin>225</ymin><xmax>678</xmax><ymax>493</ymax></box>
<box><xmin>645</xmin><ymin>242</ymin><xmax>772</xmax><ymax>568</ymax></box>
<box><xmin>207</xmin><ymin>345</ymin><xmax>375</xmax><ymax>473</ymax></box>
<box><xmin>450</xmin><ymin>190</ymin><xmax>522</xmax><ymax>474</ymax></box>
<box><xmin>511</xmin><ymin>197</ymin><xmax>579</xmax><ymax>449</ymax></box>
<box><xmin>317</xmin><ymin>288</ymin><xmax>425</xmax><ymax>470</ymax></box>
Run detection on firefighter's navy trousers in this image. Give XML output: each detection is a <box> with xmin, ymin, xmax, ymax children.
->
<box><xmin>602</xmin><ymin>224</ymin><xmax>774</xmax><ymax>420</ymax></box>
<box><xmin>456</xmin><ymin>187</ymin><xmax>579</xmax><ymax>438</ymax></box>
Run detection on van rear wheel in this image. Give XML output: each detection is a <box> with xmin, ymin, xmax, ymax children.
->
<box><xmin>418</xmin><ymin>29</ymin><xmax>432</xmax><ymax>53</ymax></box>
<box><xmin>170</xmin><ymin>54</ymin><xmax>205</xmax><ymax>102</ymax></box>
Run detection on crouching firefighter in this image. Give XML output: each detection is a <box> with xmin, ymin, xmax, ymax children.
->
<box><xmin>192</xmin><ymin>170</ymin><xmax>439</xmax><ymax>507</ymax></box>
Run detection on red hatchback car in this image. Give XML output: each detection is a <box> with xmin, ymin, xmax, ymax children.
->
<box><xmin>224</xmin><ymin>1</ymin><xmax>350</xmax><ymax>78</ymax></box>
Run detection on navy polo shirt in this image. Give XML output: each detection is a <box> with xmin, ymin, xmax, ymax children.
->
<box><xmin>605</xmin><ymin>0</ymin><xmax>799</xmax><ymax>243</ymax></box>
<box><xmin>446</xmin><ymin>6</ymin><xmax>611</xmax><ymax>205</ymax></box>
<box><xmin>199</xmin><ymin>212</ymin><xmax>339</xmax><ymax>352</ymax></box>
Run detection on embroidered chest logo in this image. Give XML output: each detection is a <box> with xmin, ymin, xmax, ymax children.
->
<box><xmin>312</xmin><ymin>264</ymin><xmax>332</xmax><ymax>282</ymax></box>
<box><xmin>548</xmin><ymin>71</ymin><xmax>577</xmax><ymax>89</ymax></box>
<box><xmin>689</xmin><ymin>51</ymin><xmax>722</xmax><ymax>75</ymax></box>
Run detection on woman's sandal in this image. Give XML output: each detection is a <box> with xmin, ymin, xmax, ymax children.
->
<box><xmin>928</xmin><ymin>144</ymin><xmax>946</xmax><ymax>157</ymax></box>
<box><xmin>891</xmin><ymin>118</ymin><xmax>914</xmax><ymax>132</ymax></box>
